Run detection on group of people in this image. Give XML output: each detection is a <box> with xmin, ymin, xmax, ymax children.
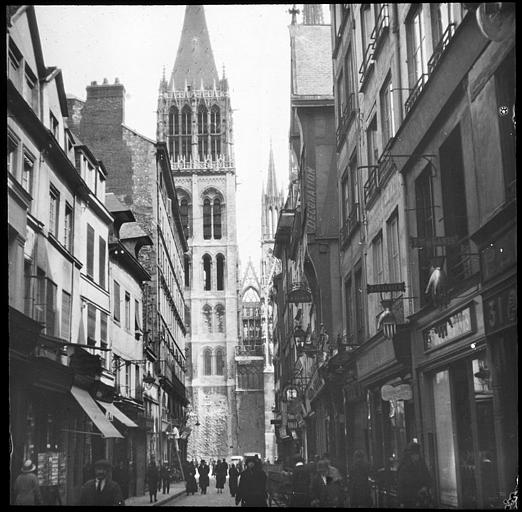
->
<box><xmin>286</xmin><ymin>442</ymin><xmax>432</xmax><ymax>508</ymax></box>
<box><xmin>145</xmin><ymin>457</ymin><xmax>174</xmax><ymax>503</ymax></box>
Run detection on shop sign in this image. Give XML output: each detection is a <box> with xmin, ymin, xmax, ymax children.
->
<box><xmin>306</xmin><ymin>371</ymin><xmax>325</xmax><ymax>403</ymax></box>
<box><xmin>356</xmin><ymin>339</ymin><xmax>395</xmax><ymax>378</ymax></box>
<box><xmin>480</xmin><ymin>228</ymin><xmax>517</xmax><ymax>283</ymax></box>
<box><xmin>287</xmin><ymin>287</ymin><xmax>312</xmax><ymax>303</ymax></box>
<box><xmin>270</xmin><ymin>419</ymin><xmax>282</xmax><ymax>425</ymax></box>
<box><xmin>37</xmin><ymin>452</ymin><xmax>66</xmax><ymax>487</ymax></box>
<box><xmin>410</xmin><ymin>235</ymin><xmax>460</xmax><ymax>248</ymax></box>
<box><xmin>423</xmin><ymin>306</ymin><xmax>475</xmax><ymax>350</ymax></box>
<box><xmin>367</xmin><ymin>282</ymin><xmax>405</xmax><ymax>294</ymax></box>
<box><xmin>483</xmin><ymin>284</ymin><xmax>517</xmax><ymax>335</ymax></box>
<box><xmin>381</xmin><ymin>383</ymin><xmax>412</xmax><ymax>401</ymax></box>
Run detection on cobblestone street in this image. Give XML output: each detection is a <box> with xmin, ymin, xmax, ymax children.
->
<box><xmin>161</xmin><ymin>477</ymin><xmax>238</xmax><ymax>507</ymax></box>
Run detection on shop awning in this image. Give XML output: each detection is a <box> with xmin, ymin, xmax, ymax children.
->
<box><xmin>96</xmin><ymin>400</ymin><xmax>138</xmax><ymax>428</ymax></box>
<box><xmin>70</xmin><ymin>386</ymin><xmax>123</xmax><ymax>438</ymax></box>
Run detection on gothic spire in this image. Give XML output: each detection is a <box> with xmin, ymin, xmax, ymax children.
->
<box><xmin>302</xmin><ymin>4</ymin><xmax>324</xmax><ymax>25</ymax></box>
<box><xmin>170</xmin><ymin>5</ymin><xmax>219</xmax><ymax>91</ymax></box>
<box><xmin>266</xmin><ymin>141</ymin><xmax>277</xmax><ymax>198</ymax></box>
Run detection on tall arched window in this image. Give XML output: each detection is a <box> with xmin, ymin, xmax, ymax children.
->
<box><xmin>169</xmin><ymin>106</ymin><xmax>179</xmax><ymax>159</ymax></box>
<box><xmin>215</xmin><ymin>304</ymin><xmax>225</xmax><ymax>333</ymax></box>
<box><xmin>215</xmin><ymin>348</ymin><xmax>224</xmax><ymax>375</ymax></box>
<box><xmin>203</xmin><ymin>348</ymin><xmax>212</xmax><ymax>375</ymax></box>
<box><xmin>203</xmin><ymin>254</ymin><xmax>212</xmax><ymax>290</ymax></box>
<box><xmin>203</xmin><ymin>199</ymin><xmax>212</xmax><ymax>240</ymax></box>
<box><xmin>213</xmin><ymin>198</ymin><xmax>222</xmax><ymax>239</ymax></box>
<box><xmin>210</xmin><ymin>105</ymin><xmax>221</xmax><ymax>159</ymax></box>
<box><xmin>202</xmin><ymin>304</ymin><xmax>212</xmax><ymax>333</ymax></box>
<box><xmin>179</xmin><ymin>198</ymin><xmax>189</xmax><ymax>238</ymax></box>
<box><xmin>268</xmin><ymin>207</ymin><xmax>273</xmax><ymax>237</ymax></box>
<box><xmin>216</xmin><ymin>254</ymin><xmax>225</xmax><ymax>291</ymax></box>
<box><xmin>271</xmin><ymin>208</ymin><xmax>276</xmax><ymax>238</ymax></box>
<box><xmin>181</xmin><ymin>105</ymin><xmax>192</xmax><ymax>159</ymax></box>
<box><xmin>197</xmin><ymin>104</ymin><xmax>208</xmax><ymax>160</ymax></box>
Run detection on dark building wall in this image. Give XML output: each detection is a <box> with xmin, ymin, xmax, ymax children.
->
<box><xmin>236</xmin><ymin>390</ymin><xmax>265</xmax><ymax>456</ymax></box>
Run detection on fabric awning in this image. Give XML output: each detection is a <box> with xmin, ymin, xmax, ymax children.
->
<box><xmin>96</xmin><ymin>400</ymin><xmax>138</xmax><ymax>428</ymax></box>
<box><xmin>70</xmin><ymin>386</ymin><xmax>123</xmax><ymax>438</ymax></box>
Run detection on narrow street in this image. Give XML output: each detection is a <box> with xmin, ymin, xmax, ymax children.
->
<box><xmin>161</xmin><ymin>477</ymin><xmax>237</xmax><ymax>507</ymax></box>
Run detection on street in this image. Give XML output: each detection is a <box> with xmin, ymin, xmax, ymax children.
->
<box><xmin>161</xmin><ymin>477</ymin><xmax>237</xmax><ymax>507</ymax></box>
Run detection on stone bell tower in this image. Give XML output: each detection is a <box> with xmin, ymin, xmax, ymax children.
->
<box><xmin>157</xmin><ymin>5</ymin><xmax>240</xmax><ymax>461</ymax></box>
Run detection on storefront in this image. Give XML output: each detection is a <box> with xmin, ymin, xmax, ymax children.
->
<box><xmin>414</xmin><ymin>297</ymin><xmax>505</xmax><ymax>508</ymax></box>
<box><xmin>355</xmin><ymin>328</ymin><xmax>415</xmax><ymax>507</ymax></box>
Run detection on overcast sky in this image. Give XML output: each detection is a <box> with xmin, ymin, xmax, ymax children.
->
<box><xmin>35</xmin><ymin>4</ymin><xmax>330</xmax><ymax>277</ymax></box>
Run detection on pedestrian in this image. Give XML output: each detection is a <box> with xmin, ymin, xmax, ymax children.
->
<box><xmin>146</xmin><ymin>457</ymin><xmax>160</xmax><ymax>503</ymax></box>
<box><xmin>237</xmin><ymin>460</ymin><xmax>244</xmax><ymax>474</ymax></box>
<box><xmin>13</xmin><ymin>459</ymin><xmax>42</xmax><ymax>505</ymax></box>
<box><xmin>211</xmin><ymin>459</ymin><xmax>216</xmax><ymax>477</ymax></box>
<box><xmin>289</xmin><ymin>457</ymin><xmax>310</xmax><ymax>508</ymax></box>
<box><xmin>160</xmin><ymin>462</ymin><xmax>170</xmax><ymax>495</ymax></box>
<box><xmin>235</xmin><ymin>455</ymin><xmax>267</xmax><ymax>507</ymax></box>
<box><xmin>79</xmin><ymin>459</ymin><xmax>124</xmax><ymax>506</ymax></box>
<box><xmin>397</xmin><ymin>441</ymin><xmax>432</xmax><ymax>508</ymax></box>
<box><xmin>309</xmin><ymin>457</ymin><xmax>343</xmax><ymax>507</ymax></box>
<box><xmin>185</xmin><ymin>461</ymin><xmax>198</xmax><ymax>496</ymax></box>
<box><xmin>228</xmin><ymin>463</ymin><xmax>239</xmax><ymax>498</ymax></box>
<box><xmin>198</xmin><ymin>459</ymin><xmax>210</xmax><ymax>495</ymax></box>
<box><xmin>215</xmin><ymin>459</ymin><xmax>227</xmax><ymax>493</ymax></box>
<box><xmin>113</xmin><ymin>461</ymin><xmax>129</xmax><ymax>500</ymax></box>
<box><xmin>348</xmin><ymin>450</ymin><xmax>372</xmax><ymax>508</ymax></box>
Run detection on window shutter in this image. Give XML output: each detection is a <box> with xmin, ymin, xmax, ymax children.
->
<box><xmin>86</xmin><ymin>224</ymin><xmax>94</xmax><ymax>278</ymax></box>
<box><xmin>98</xmin><ymin>237</ymin><xmax>106</xmax><ymax>288</ymax></box>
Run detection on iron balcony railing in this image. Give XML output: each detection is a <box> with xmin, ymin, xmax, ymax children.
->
<box><xmin>405</xmin><ymin>23</ymin><xmax>457</xmax><ymax>115</ymax></box>
<box><xmin>363</xmin><ymin>166</ymin><xmax>380</xmax><ymax>206</ymax></box>
<box><xmin>428</xmin><ymin>23</ymin><xmax>456</xmax><ymax>75</ymax></box>
<box><xmin>341</xmin><ymin>202</ymin><xmax>361</xmax><ymax>247</ymax></box>
<box><xmin>363</xmin><ymin>151</ymin><xmax>398</xmax><ymax>208</ymax></box>
<box><xmin>359</xmin><ymin>41</ymin><xmax>375</xmax><ymax>90</ymax></box>
<box><xmin>446</xmin><ymin>236</ymin><xmax>481</xmax><ymax>285</ymax></box>
<box><xmin>336</xmin><ymin>93</ymin><xmax>357</xmax><ymax>149</ymax></box>
<box><xmin>371</xmin><ymin>4</ymin><xmax>390</xmax><ymax>52</ymax></box>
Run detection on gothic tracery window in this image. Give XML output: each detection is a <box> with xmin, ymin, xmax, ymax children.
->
<box><xmin>203</xmin><ymin>304</ymin><xmax>212</xmax><ymax>333</ymax></box>
<box><xmin>215</xmin><ymin>304</ymin><xmax>225</xmax><ymax>333</ymax></box>
<box><xmin>181</xmin><ymin>105</ymin><xmax>192</xmax><ymax>159</ymax></box>
<box><xmin>213</xmin><ymin>198</ymin><xmax>222</xmax><ymax>239</ymax></box>
<box><xmin>168</xmin><ymin>106</ymin><xmax>179</xmax><ymax>159</ymax></box>
<box><xmin>198</xmin><ymin>103</ymin><xmax>209</xmax><ymax>160</ymax></box>
<box><xmin>216</xmin><ymin>253</ymin><xmax>225</xmax><ymax>290</ymax></box>
<box><xmin>203</xmin><ymin>254</ymin><xmax>212</xmax><ymax>291</ymax></box>
<box><xmin>203</xmin><ymin>199</ymin><xmax>212</xmax><ymax>240</ymax></box>
<box><xmin>210</xmin><ymin>105</ymin><xmax>221</xmax><ymax>159</ymax></box>
<box><xmin>215</xmin><ymin>347</ymin><xmax>224</xmax><ymax>375</ymax></box>
<box><xmin>203</xmin><ymin>348</ymin><xmax>212</xmax><ymax>375</ymax></box>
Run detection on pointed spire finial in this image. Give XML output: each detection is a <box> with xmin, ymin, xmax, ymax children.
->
<box><xmin>289</xmin><ymin>4</ymin><xmax>300</xmax><ymax>25</ymax></box>
<box><xmin>222</xmin><ymin>63</ymin><xmax>226</xmax><ymax>79</ymax></box>
<box><xmin>303</xmin><ymin>4</ymin><xmax>324</xmax><ymax>25</ymax></box>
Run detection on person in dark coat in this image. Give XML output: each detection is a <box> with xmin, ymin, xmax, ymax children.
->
<box><xmin>160</xmin><ymin>462</ymin><xmax>170</xmax><ymax>494</ymax></box>
<box><xmin>198</xmin><ymin>460</ymin><xmax>210</xmax><ymax>494</ymax></box>
<box><xmin>290</xmin><ymin>458</ymin><xmax>310</xmax><ymax>508</ymax></box>
<box><xmin>228</xmin><ymin>464</ymin><xmax>239</xmax><ymax>497</ymax></box>
<box><xmin>348</xmin><ymin>450</ymin><xmax>372</xmax><ymax>508</ymax></box>
<box><xmin>113</xmin><ymin>461</ymin><xmax>130</xmax><ymax>500</ymax></box>
<box><xmin>397</xmin><ymin>441</ymin><xmax>432</xmax><ymax>508</ymax></box>
<box><xmin>309</xmin><ymin>458</ymin><xmax>344</xmax><ymax>508</ymax></box>
<box><xmin>215</xmin><ymin>459</ymin><xmax>227</xmax><ymax>493</ymax></box>
<box><xmin>146</xmin><ymin>458</ymin><xmax>160</xmax><ymax>503</ymax></box>
<box><xmin>14</xmin><ymin>460</ymin><xmax>42</xmax><ymax>505</ymax></box>
<box><xmin>79</xmin><ymin>459</ymin><xmax>124</xmax><ymax>506</ymax></box>
<box><xmin>235</xmin><ymin>456</ymin><xmax>267</xmax><ymax>507</ymax></box>
<box><xmin>185</xmin><ymin>461</ymin><xmax>198</xmax><ymax>496</ymax></box>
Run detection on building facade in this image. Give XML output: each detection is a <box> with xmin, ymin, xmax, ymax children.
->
<box><xmin>330</xmin><ymin>3</ymin><xmax>516</xmax><ymax>508</ymax></box>
<box><xmin>156</xmin><ymin>5</ymin><xmax>240</xmax><ymax>461</ymax></box>
<box><xmin>66</xmin><ymin>80</ymin><xmax>189</xmax><ymax>471</ymax></box>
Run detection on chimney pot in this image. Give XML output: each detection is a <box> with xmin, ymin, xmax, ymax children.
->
<box><xmin>91</xmin><ymin>81</ymin><xmax>97</xmax><ymax>86</ymax></box>
<box><xmin>115</xmin><ymin>77</ymin><xmax>120</xmax><ymax>84</ymax></box>
<box><xmin>103</xmin><ymin>78</ymin><xmax>109</xmax><ymax>84</ymax></box>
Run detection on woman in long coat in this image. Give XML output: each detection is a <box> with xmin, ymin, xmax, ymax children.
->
<box><xmin>228</xmin><ymin>464</ymin><xmax>239</xmax><ymax>497</ymax></box>
<box><xmin>198</xmin><ymin>460</ymin><xmax>210</xmax><ymax>495</ymax></box>
<box><xmin>397</xmin><ymin>442</ymin><xmax>432</xmax><ymax>508</ymax></box>
<box><xmin>348</xmin><ymin>450</ymin><xmax>372</xmax><ymax>508</ymax></box>
<box><xmin>215</xmin><ymin>460</ymin><xmax>227</xmax><ymax>493</ymax></box>
<box><xmin>185</xmin><ymin>461</ymin><xmax>198</xmax><ymax>496</ymax></box>
<box><xmin>146</xmin><ymin>459</ymin><xmax>160</xmax><ymax>503</ymax></box>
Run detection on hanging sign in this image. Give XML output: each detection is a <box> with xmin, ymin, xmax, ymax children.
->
<box><xmin>381</xmin><ymin>383</ymin><xmax>412</xmax><ymax>401</ymax></box>
<box><xmin>483</xmin><ymin>284</ymin><xmax>517</xmax><ymax>335</ymax></box>
<box><xmin>367</xmin><ymin>282</ymin><xmax>405</xmax><ymax>294</ymax></box>
<box><xmin>287</xmin><ymin>287</ymin><xmax>312</xmax><ymax>303</ymax></box>
<box><xmin>423</xmin><ymin>305</ymin><xmax>475</xmax><ymax>350</ymax></box>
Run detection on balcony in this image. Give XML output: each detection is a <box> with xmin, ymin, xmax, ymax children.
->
<box><xmin>446</xmin><ymin>236</ymin><xmax>481</xmax><ymax>286</ymax></box>
<box><xmin>340</xmin><ymin>202</ymin><xmax>361</xmax><ymax>248</ymax></box>
<box><xmin>371</xmin><ymin>4</ymin><xmax>390</xmax><ymax>53</ymax></box>
<box><xmin>336</xmin><ymin>93</ymin><xmax>357</xmax><ymax>150</ymax></box>
<box><xmin>235</xmin><ymin>345</ymin><xmax>264</xmax><ymax>358</ymax></box>
<box><xmin>363</xmin><ymin>166</ymin><xmax>380</xmax><ymax>207</ymax></box>
<box><xmin>405</xmin><ymin>73</ymin><xmax>429</xmax><ymax>114</ymax></box>
<box><xmin>363</xmin><ymin>151</ymin><xmax>398</xmax><ymax>209</ymax></box>
<box><xmin>428</xmin><ymin>24</ymin><xmax>456</xmax><ymax>75</ymax></box>
<box><xmin>359</xmin><ymin>41</ymin><xmax>375</xmax><ymax>91</ymax></box>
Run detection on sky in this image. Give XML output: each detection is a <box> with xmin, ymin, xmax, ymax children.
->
<box><xmin>35</xmin><ymin>4</ymin><xmax>330</xmax><ymax>276</ymax></box>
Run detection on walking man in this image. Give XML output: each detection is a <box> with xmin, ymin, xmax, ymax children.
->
<box><xmin>146</xmin><ymin>458</ymin><xmax>160</xmax><ymax>503</ymax></box>
<box><xmin>79</xmin><ymin>459</ymin><xmax>124</xmax><ymax>506</ymax></box>
<box><xmin>160</xmin><ymin>462</ymin><xmax>170</xmax><ymax>494</ymax></box>
<box><xmin>235</xmin><ymin>456</ymin><xmax>267</xmax><ymax>507</ymax></box>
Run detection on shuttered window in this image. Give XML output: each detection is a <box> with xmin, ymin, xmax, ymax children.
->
<box><xmin>86</xmin><ymin>223</ymin><xmax>94</xmax><ymax>278</ymax></box>
<box><xmin>98</xmin><ymin>236</ymin><xmax>106</xmax><ymax>288</ymax></box>
<box><xmin>45</xmin><ymin>279</ymin><xmax>57</xmax><ymax>336</ymax></box>
<box><xmin>113</xmin><ymin>281</ymin><xmax>121</xmax><ymax>321</ymax></box>
<box><xmin>87</xmin><ymin>303</ymin><xmax>96</xmax><ymax>344</ymax></box>
<box><xmin>61</xmin><ymin>290</ymin><xmax>71</xmax><ymax>341</ymax></box>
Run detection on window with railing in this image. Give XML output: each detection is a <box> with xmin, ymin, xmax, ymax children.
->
<box><xmin>380</xmin><ymin>72</ymin><xmax>396</xmax><ymax>146</ymax></box>
<box><xmin>8</xmin><ymin>39</ymin><xmax>23</xmax><ymax>90</ymax></box>
<box><xmin>405</xmin><ymin>6</ymin><xmax>428</xmax><ymax>114</ymax></box>
<box><xmin>371</xmin><ymin>4</ymin><xmax>390</xmax><ymax>52</ymax></box>
<box><xmin>359</xmin><ymin>4</ymin><xmax>375</xmax><ymax>89</ymax></box>
<box><xmin>341</xmin><ymin>203</ymin><xmax>361</xmax><ymax>247</ymax></box>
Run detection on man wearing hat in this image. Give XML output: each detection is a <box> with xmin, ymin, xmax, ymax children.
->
<box><xmin>290</xmin><ymin>457</ymin><xmax>310</xmax><ymax>508</ymax></box>
<box><xmin>13</xmin><ymin>460</ymin><xmax>42</xmax><ymax>505</ymax></box>
<box><xmin>79</xmin><ymin>459</ymin><xmax>124</xmax><ymax>506</ymax></box>
<box><xmin>235</xmin><ymin>455</ymin><xmax>267</xmax><ymax>507</ymax></box>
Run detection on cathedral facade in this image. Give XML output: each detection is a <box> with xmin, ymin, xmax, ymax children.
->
<box><xmin>156</xmin><ymin>5</ymin><xmax>240</xmax><ymax>460</ymax></box>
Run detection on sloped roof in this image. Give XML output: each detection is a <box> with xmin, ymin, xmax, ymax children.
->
<box><xmin>266</xmin><ymin>141</ymin><xmax>278</xmax><ymax>198</ymax></box>
<box><xmin>291</xmin><ymin>24</ymin><xmax>333</xmax><ymax>98</ymax></box>
<box><xmin>240</xmin><ymin>259</ymin><xmax>261</xmax><ymax>296</ymax></box>
<box><xmin>170</xmin><ymin>5</ymin><xmax>219</xmax><ymax>91</ymax></box>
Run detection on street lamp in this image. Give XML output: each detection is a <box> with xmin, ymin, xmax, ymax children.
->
<box><xmin>143</xmin><ymin>371</ymin><xmax>156</xmax><ymax>390</ymax></box>
<box><xmin>293</xmin><ymin>326</ymin><xmax>307</xmax><ymax>352</ymax></box>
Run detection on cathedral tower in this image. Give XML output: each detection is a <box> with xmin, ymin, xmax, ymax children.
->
<box><xmin>157</xmin><ymin>5</ymin><xmax>239</xmax><ymax>460</ymax></box>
